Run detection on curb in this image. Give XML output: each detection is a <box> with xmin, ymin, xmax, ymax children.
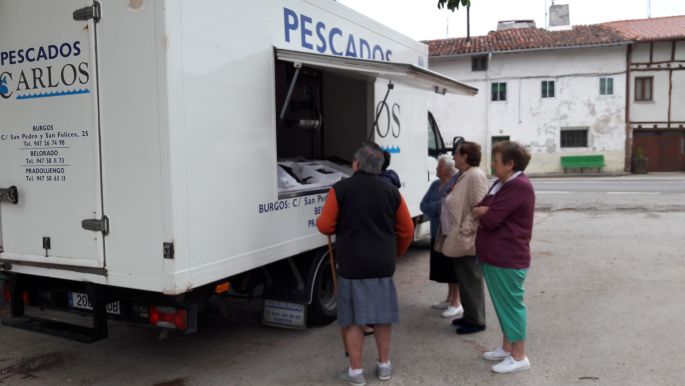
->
<box><xmin>527</xmin><ymin>172</ymin><xmax>631</xmax><ymax>178</ymax></box>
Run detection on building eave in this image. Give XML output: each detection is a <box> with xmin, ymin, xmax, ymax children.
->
<box><xmin>429</xmin><ymin>41</ymin><xmax>634</xmax><ymax>61</ymax></box>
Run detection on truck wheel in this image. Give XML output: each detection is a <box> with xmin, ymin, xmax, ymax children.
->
<box><xmin>307</xmin><ymin>250</ymin><xmax>337</xmax><ymax>325</ymax></box>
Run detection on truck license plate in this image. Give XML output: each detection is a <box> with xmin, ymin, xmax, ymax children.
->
<box><xmin>68</xmin><ymin>291</ymin><xmax>121</xmax><ymax>315</ymax></box>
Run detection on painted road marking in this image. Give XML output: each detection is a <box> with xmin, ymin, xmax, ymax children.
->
<box><xmin>535</xmin><ymin>191</ymin><xmax>571</xmax><ymax>194</ymax></box>
<box><xmin>606</xmin><ymin>192</ymin><xmax>661</xmax><ymax>195</ymax></box>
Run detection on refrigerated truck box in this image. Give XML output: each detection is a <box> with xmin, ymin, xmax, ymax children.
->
<box><xmin>0</xmin><ymin>0</ymin><xmax>476</xmax><ymax>340</ymax></box>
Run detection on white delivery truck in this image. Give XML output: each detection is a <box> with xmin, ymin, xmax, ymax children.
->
<box><xmin>0</xmin><ymin>0</ymin><xmax>476</xmax><ymax>341</ymax></box>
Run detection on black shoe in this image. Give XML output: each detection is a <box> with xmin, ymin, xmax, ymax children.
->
<box><xmin>456</xmin><ymin>324</ymin><xmax>486</xmax><ymax>335</ymax></box>
<box><xmin>451</xmin><ymin>318</ymin><xmax>468</xmax><ymax>326</ymax></box>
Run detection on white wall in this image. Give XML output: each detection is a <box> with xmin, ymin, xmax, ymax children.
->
<box><xmin>632</xmin><ymin>43</ymin><xmax>651</xmax><ymax>63</ymax></box>
<box><xmin>430</xmin><ymin>46</ymin><xmax>627</xmax><ymax>174</ymax></box>
<box><xmin>676</xmin><ymin>41</ymin><xmax>685</xmax><ymax>61</ymax></box>
<box><xmin>630</xmin><ymin>71</ymin><xmax>670</xmax><ymax>122</ymax></box>
<box><xmin>629</xmin><ymin>42</ymin><xmax>685</xmax><ymax>125</ymax></box>
<box><xmin>672</xmin><ymin>72</ymin><xmax>685</xmax><ymax>123</ymax></box>
<box><xmin>652</xmin><ymin>42</ymin><xmax>672</xmax><ymax>62</ymax></box>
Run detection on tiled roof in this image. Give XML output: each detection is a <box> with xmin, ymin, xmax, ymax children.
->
<box><xmin>603</xmin><ymin>15</ymin><xmax>685</xmax><ymax>41</ymax></box>
<box><xmin>426</xmin><ymin>25</ymin><xmax>628</xmax><ymax>57</ymax></box>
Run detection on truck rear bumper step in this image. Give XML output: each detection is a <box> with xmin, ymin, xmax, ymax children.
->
<box><xmin>3</xmin><ymin>275</ymin><xmax>109</xmax><ymax>343</ymax></box>
<box><xmin>2</xmin><ymin>316</ymin><xmax>107</xmax><ymax>343</ymax></box>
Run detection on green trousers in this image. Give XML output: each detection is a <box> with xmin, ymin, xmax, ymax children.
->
<box><xmin>481</xmin><ymin>262</ymin><xmax>528</xmax><ymax>342</ymax></box>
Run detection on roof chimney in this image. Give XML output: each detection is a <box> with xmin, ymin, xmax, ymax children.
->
<box><xmin>497</xmin><ymin>20</ymin><xmax>536</xmax><ymax>31</ymax></box>
<box><xmin>548</xmin><ymin>4</ymin><xmax>571</xmax><ymax>31</ymax></box>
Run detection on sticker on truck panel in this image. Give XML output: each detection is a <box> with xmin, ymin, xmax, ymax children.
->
<box><xmin>0</xmin><ymin>41</ymin><xmax>90</xmax><ymax>100</ymax></box>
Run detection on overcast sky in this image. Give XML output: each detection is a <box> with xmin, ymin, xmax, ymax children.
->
<box><xmin>337</xmin><ymin>0</ymin><xmax>685</xmax><ymax>41</ymax></box>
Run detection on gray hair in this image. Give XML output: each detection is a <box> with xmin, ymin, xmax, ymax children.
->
<box><xmin>353</xmin><ymin>143</ymin><xmax>384</xmax><ymax>175</ymax></box>
<box><xmin>437</xmin><ymin>154</ymin><xmax>455</xmax><ymax>169</ymax></box>
<box><xmin>438</xmin><ymin>154</ymin><xmax>457</xmax><ymax>176</ymax></box>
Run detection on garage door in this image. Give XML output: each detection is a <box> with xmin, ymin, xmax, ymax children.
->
<box><xmin>633</xmin><ymin>130</ymin><xmax>685</xmax><ymax>172</ymax></box>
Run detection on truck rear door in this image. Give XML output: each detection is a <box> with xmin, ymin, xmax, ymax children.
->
<box><xmin>0</xmin><ymin>1</ymin><xmax>106</xmax><ymax>271</ymax></box>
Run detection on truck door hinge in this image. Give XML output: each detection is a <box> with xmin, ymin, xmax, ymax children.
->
<box><xmin>0</xmin><ymin>186</ymin><xmax>19</xmax><ymax>204</ymax></box>
<box><xmin>73</xmin><ymin>2</ymin><xmax>101</xmax><ymax>22</ymax></box>
<box><xmin>82</xmin><ymin>215</ymin><xmax>109</xmax><ymax>235</ymax></box>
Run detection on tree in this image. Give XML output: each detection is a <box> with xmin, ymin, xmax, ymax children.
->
<box><xmin>436</xmin><ymin>0</ymin><xmax>471</xmax><ymax>11</ymax></box>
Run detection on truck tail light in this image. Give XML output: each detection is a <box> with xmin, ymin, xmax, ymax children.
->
<box><xmin>0</xmin><ymin>284</ymin><xmax>28</xmax><ymax>305</ymax></box>
<box><xmin>2</xmin><ymin>283</ymin><xmax>9</xmax><ymax>304</ymax></box>
<box><xmin>148</xmin><ymin>305</ymin><xmax>188</xmax><ymax>331</ymax></box>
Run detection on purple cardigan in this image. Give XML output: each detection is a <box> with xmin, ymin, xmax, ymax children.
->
<box><xmin>475</xmin><ymin>174</ymin><xmax>535</xmax><ymax>269</ymax></box>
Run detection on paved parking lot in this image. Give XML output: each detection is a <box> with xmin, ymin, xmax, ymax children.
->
<box><xmin>2</xmin><ymin>204</ymin><xmax>685</xmax><ymax>385</ymax></box>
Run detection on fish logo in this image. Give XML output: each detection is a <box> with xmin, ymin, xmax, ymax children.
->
<box><xmin>0</xmin><ymin>76</ymin><xmax>9</xmax><ymax>98</ymax></box>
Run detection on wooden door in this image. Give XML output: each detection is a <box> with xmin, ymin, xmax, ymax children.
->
<box><xmin>633</xmin><ymin>130</ymin><xmax>685</xmax><ymax>171</ymax></box>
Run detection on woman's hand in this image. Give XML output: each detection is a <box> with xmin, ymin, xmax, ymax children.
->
<box><xmin>472</xmin><ymin>206</ymin><xmax>489</xmax><ymax>220</ymax></box>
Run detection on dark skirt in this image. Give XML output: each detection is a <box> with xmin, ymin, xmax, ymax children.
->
<box><xmin>429</xmin><ymin>238</ymin><xmax>459</xmax><ymax>283</ymax></box>
<box><xmin>336</xmin><ymin>276</ymin><xmax>399</xmax><ymax>326</ymax></box>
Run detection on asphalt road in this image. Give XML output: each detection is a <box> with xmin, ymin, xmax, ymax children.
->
<box><xmin>0</xmin><ymin>173</ymin><xmax>684</xmax><ymax>385</ymax></box>
<box><xmin>530</xmin><ymin>173</ymin><xmax>685</xmax><ymax>212</ymax></box>
<box><xmin>532</xmin><ymin>174</ymin><xmax>685</xmax><ymax>194</ymax></box>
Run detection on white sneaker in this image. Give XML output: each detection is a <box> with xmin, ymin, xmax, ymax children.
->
<box><xmin>431</xmin><ymin>301</ymin><xmax>450</xmax><ymax>309</ymax></box>
<box><xmin>492</xmin><ymin>356</ymin><xmax>531</xmax><ymax>374</ymax></box>
<box><xmin>441</xmin><ymin>305</ymin><xmax>464</xmax><ymax>318</ymax></box>
<box><xmin>483</xmin><ymin>346</ymin><xmax>511</xmax><ymax>361</ymax></box>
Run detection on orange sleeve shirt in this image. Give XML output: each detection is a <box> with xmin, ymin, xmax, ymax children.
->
<box><xmin>316</xmin><ymin>188</ymin><xmax>338</xmax><ymax>235</ymax></box>
<box><xmin>316</xmin><ymin>187</ymin><xmax>415</xmax><ymax>257</ymax></box>
<box><xmin>395</xmin><ymin>195</ymin><xmax>415</xmax><ymax>257</ymax></box>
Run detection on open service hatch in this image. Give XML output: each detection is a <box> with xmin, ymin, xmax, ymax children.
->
<box><xmin>273</xmin><ymin>48</ymin><xmax>477</xmax><ymax>198</ymax></box>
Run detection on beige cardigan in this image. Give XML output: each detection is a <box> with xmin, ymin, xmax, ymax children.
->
<box><xmin>434</xmin><ymin>166</ymin><xmax>488</xmax><ymax>258</ymax></box>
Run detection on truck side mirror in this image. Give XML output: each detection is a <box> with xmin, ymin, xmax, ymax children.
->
<box><xmin>452</xmin><ymin>136</ymin><xmax>465</xmax><ymax>153</ymax></box>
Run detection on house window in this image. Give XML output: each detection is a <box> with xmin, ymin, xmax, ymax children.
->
<box><xmin>560</xmin><ymin>128</ymin><xmax>589</xmax><ymax>148</ymax></box>
<box><xmin>472</xmin><ymin>55</ymin><xmax>488</xmax><ymax>71</ymax></box>
<box><xmin>635</xmin><ymin>77</ymin><xmax>653</xmax><ymax>101</ymax></box>
<box><xmin>491</xmin><ymin>82</ymin><xmax>506</xmax><ymax>101</ymax></box>
<box><xmin>600</xmin><ymin>77</ymin><xmax>613</xmax><ymax>95</ymax></box>
<box><xmin>541</xmin><ymin>80</ymin><xmax>555</xmax><ymax>98</ymax></box>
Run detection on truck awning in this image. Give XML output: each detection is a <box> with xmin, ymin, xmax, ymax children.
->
<box><xmin>275</xmin><ymin>48</ymin><xmax>478</xmax><ymax>96</ymax></box>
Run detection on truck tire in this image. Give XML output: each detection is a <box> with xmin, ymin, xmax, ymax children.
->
<box><xmin>307</xmin><ymin>249</ymin><xmax>337</xmax><ymax>325</ymax></box>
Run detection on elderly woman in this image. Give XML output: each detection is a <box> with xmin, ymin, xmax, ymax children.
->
<box><xmin>472</xmin><ymin>141</ymin><xmax>535</xmax><ymax>374</ymax></box>
<box><xmin>317</xmin><ymin>142</ymin><xmax>414</xmax><ymax>385</ymax></box>
<box><xmin>434</xmin><ymin>142</ymin><xmax>488</xmax><ymax>334</ymax></box>
<box><xmin>420</xmin><ymin>155</ymin><xmax>462</xmax><ymax>317</ymax></box>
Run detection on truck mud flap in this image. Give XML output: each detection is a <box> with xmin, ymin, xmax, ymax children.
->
<box><xmin>2</xmin><ymin>278</ymin><xmax>108</xmax><ymax>343</ymax></box>
<box><xmin>2</xmin><ymin>315</ymin><xmax>107</xmax><ymax>343</ymax></box>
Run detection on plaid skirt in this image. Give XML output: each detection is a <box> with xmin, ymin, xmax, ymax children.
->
<box><xmin>336</xmin><ymin>276</ymin><xmax>399</xmax><ymax>326</ymax></box>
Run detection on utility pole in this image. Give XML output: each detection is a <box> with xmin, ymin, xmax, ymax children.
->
<box><xmin>466</xmin><ymin>5</ymin><xmax>471</xmax><ymax>41</ymax></box>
